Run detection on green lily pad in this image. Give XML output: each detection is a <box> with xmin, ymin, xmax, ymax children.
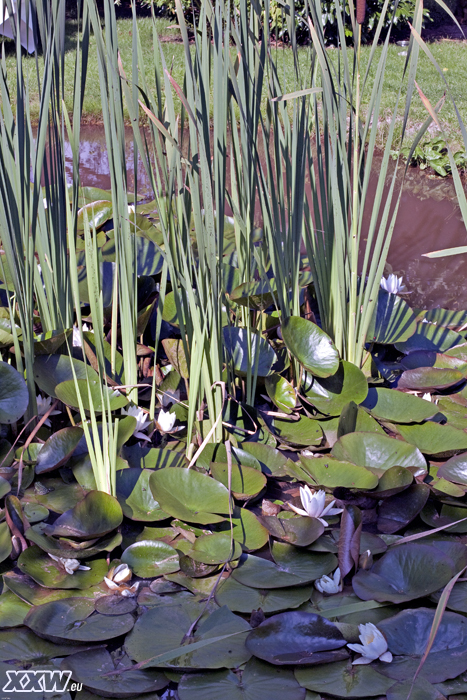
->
<box><xmin>241</xmin><ymin>443</ymin><xmax>289</xmax><ymax>476</ymax></box>
<box><xmin>295</xmin><ymin>659</ymin><xmax>394</xmax><ymax>697</ymax></box>
<box><xmin>0</xmin><ymin>520</ymin><xmax>12</xmax><ymax>563</ymax></box>
<box><xmin>377</xmin><ymin>484</ymin><xmax>430</xmax><ymax>533</ymax></box>
<box><xmin>337</xmin><ymin>402</ymin><xmax>386</xmax><ymax>438</ymax></box>
<box><xmin>298</xmin><ymin>454</ymin><xmax>378</xmax><ymax>489</ymax></box>
<box><xmin>376</xmin><ymin>607</ymin><xmax>467</xmax><ymax>683</ymax></box>
<box><xmin>0</xmin><ymin>589</ymin><xmax>31</xmax><ymax>627</ymax></box>
<box><xmin>32</xmin><ymin>329</ymin><xmax>72</xmax><ymax>355</ymax></box>
<box><xmin>23</xmin><ymin>480</ymin><xmax>89</xmax><ymax>514</ymax></box>
<box><xmin>149</xmin><ymin>468</ymin><xmax>230</xmax><ymax>524</ymax></box>
<box><xmin>162</xmin><ymin>338</ymin><xmax>189</xmax><ymax>379</ymax></box>
<box><xmin>213</xmin><ymin>507</ymin><xmax>269</xmax><ymax>551</ymax></box>
<box><xmin>386</xmin><ymin>678</ymin><xmax>447</xmax><ymax>700</ymax></box>
<box><xmin>302</xmin><ymin>361</ymin><xmax>368</xmax><ymax>416</ymax></box>
<box><xmin>431</xmin><ymin>580</ymin><xmax>467</xmax><ymax>613</ymax></box>
<box><xmin>438</xmin><ymin>452</ymin><xmax>467</xmax><ymax>485</ymax></box>
<box><xmin>216</xmin><ymin>578</ymin><xmax>314</xmax><ymax>614</ymax></box>
<box><xmin>269</xmin><ymin>416</ymin><xmax>323</xmax><ymax>448</ymax></box>
<box><xmin>396</xmin><ymin>367</ymin><xmax>465</xmax><ymax>391</ymax></box>
<box><xmin>265</xmin><ymin>375</ymin><xmax>297</xmax><ymax>413</ymax></box>
<box><xmin>116</xmin><ymin>468</ymin><xmax>170</xmax><ymax>521</ymax></box>
<box><xmin>24</xmin><ymin>598</ymin><xmax>135</xmax><ymax>643</ymax></box>
<box><xmin>188</xmin><ymin>533</ymin><xmax>242</xmax><ymax>565</ymax></box>
<box><xmin>25</xmin><ymin>527</ymin><xmax>121</xmax><ymax>560</ymax></box>
<box><xmin>370</xmin><ymin>465</ymin><xmax>414</xmax><ymax>497</ymax></box>
<box><xmin>421</xmin><ymin>502</ymin><xmax>467</xmax><ymax>533</ymax></box>
<box><xmin>102</xmin><ymin>235</ymin><xmax>164</xmax><ymax>277</ymax></box>
<box><xmin>33</xmin><ymin>355</ymin><xmax>99</xmax><ymax>401</ymax></box>
<box><xmin>246</xmin><ymin>611</ymin><xmax>347</xmax><ymax>665</ymax></box>
<box><xmin>77</xmin><ymin>200</ymin><xmax>113</xmax><ymax>231</ymax></box>
<box><xmin>257</xmin><ymin>516</ymin><xmax>324</xmax><ymax>547</ymax></box>
<box><xmin>396</xmin><ymin>422</ymin><xmax>467</xmax><ymax>457</ymax></box>
<box><xmin>195</xmin><ymin>444</ymin><xmax>261</xmax><ymax>472</ymax></box>
<box><xmin>0</xmin><ymin>361</ymin><xmax>29</xmax><ymax>424</ymax></box>
<box><xmin>125</xmin><ymin>604</ymin><xmax>251</xmax><ymax>669</ymax></box>
<box><xmin>35</xmin><ymin>427</ymin><xmax>84</xmax><ymax>475</ymax></box>
<box><xmin>178</xmin><ymin>658</ymin><xmax>306</xmax><ymax>700</ymax></box>
<box><xmin>94</xmin><ymin>594</ymin><xmax>137</xmax><ymax>615</ymax></box>
<box><xmin>18</xmin><ymin>547</ymin><xmax>108</xmax><ymax>589</ymax></box>
<box><xmin>122</xmin><ymin>445</ymin><xmax>188</xmax><ymax>470</ymax></box>
<box><xmin>332</xmin><ymin>432</ymin><xmax>426</xmax><ymax>471</ymax></box>
<box><xmin>366</xmin><ymin>290</ymin><xmax>417</xmax><ymax>345</ymax></box>
<box><xmin>229</xmin><ymin>280</ymin><xmax>276</xmax><ymax>311</ymax></box>
<box><xmin>223</xmin><ymin>328</ymin><xmax>277</xmax><ymax>378</ymax></box>
<box><xmin>395</xmin><ymin>321</ymin><xmax>465</xmax><ymax>354</ymax></box>
<box><xmin>22</xmin><ymin>503</ymin><xmax>49</xmax><ymax>524</ymax></box>
<box><xmin>352</xmin><ymin>541</ymin><xmax>467</xmax><ymax>603</ymax></box>
<box><xmin>63</xmin><ymin>649</ymin><xmax>167</xmax><ymax>698</ymax></box>
<box><xmin>121</xmin><ymin>540</ymin><xmax>180</xmax><ymax>577</ymax></box>
<box><xmin>0</xmin><ymin>626</ymin><xmax>92</xmax><ymax>662</ymax></box>
<box><xmin>55</xmin><ymin>379</ymin><xmax>128</xmax><ymax>413</ymax></box>
<box><xmin>3</xmin><ymin>572</ymin><xmax>108</xmax><ymax>605</ymax></box>
<box><xmin>282</xmin><ymin>317</ymin><xmax>339</xmax><ymax>378</ymax></box>
<box><xmin>361</xmin><ymin>388</ymin><xmax>438</xmax><ymax>423</ymax></box>
<box><xmin>45</xmin><ymin>491</ymin><xmax>123</xmax><ymax>538</ymax></box>
<box><xmin>211</xmin><ymin>462</ymin><xmax>266</xmax><ymax>499</ymax></box>
<box><xmin>232</xmin><ymin>546</ymin><xmax>336</xmax><ymax>589</ymax></box>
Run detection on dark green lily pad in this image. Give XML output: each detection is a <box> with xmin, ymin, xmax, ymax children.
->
<box><xmin>352</xmin><ymin>542</ymin><xmax>467</xmax><ymax>603</ymax></box>
<box><xmin>282</xmin><ymin>317</ymin><xmax>339</xmax><ymax>378</ymax></box>
<box><xmin>45</xmin><ymin>491</ymin><xmax>123</xmax><ymax>538</ymax></box>
<box><xmin>370</xmin><ymin>465</ymin><xmax>414</xmax><ymax>497</ymax></box>
<box><xmin>303</xmin><ymin>361</ymin><xmax>368</xmax><ymax>416</ymax></box>
<box><xmin>18</xmin><ymin>547</ymin><xmax>108</xmax><ymax>589</ymax></box>
<box><xmin>0</xmin><ymin>361</ymin><xmax>29</xmax><ymax>424</ymax></box>
<box><xmin>216</xmin><ymin>578</ymin><xmax>314</xmax><ymax>614</ymax></box>
<box><xmin>395</xmin><ymin>321</ymin><xmax>465</xmax><ymax>354</ymax></box>
<box><xmin>0</xmin><ymin>626</ymin><xmax>92</xmax><ymax>662</ymax></box>
<box><xmin>246</xmin><ymin>611</ymin><xmax>347</xmax><ymax>665</ymax></box>
<box><xmin>149</xmin><ymin>468</ymin><xmax>230</xmax><ymax>524</ymax></box>
<box><xmin>438</xmin><ymin>452</ymin><xmax>467</xmax><ymax>484</ymax></box>
<box><xmin>125</xmin><ymin>604</ymin><xmax>251</xmax><ymax>669</ymax></box>
<box><xmin>241</xmin><ymin>443</ymin><xmax>289</xmax><ymax>476</ymax></box>
<box><xmin>223</xmin><ymin>327</ymin><xmax>277</xmax><ymax>378</ymax></box>
<box><xmin>32</xmin><ymin>329</ymin><xmax>72</xmax><ymax>355</ymax></box>
<box><xmin>229</xmin><ymin>280</ymin><xmax>276</xmax><ymax>311</ymax></box>
<box><xmin>396</xmin><ymin>422</ymin><xmax>467</xmax><ymax>457</ymax></box>
<box><xmin>377</xmin><ymin>484</ymin><xmax>430</xmax><ymax>533</ymax></box>
<box><xmin>332</xmin><ymin>432</ymin><xmax>426</xmax><ymax>470</ymax></box>
<box><xmin>0</xmin><ymin>590</ymin><xmax>31</xmax><ymax>627</ymax></box>
<box><xmin>188</xmin><ymin>533</ymin><xmax>242</xmax><ymax>565</ymax></box>
<box><xmin>265</xmin><ymin>374</ymin><xmax>297</xmax><ymax>413</ymax></box>
<box><xmin>55</xmin><ymin>379</ymin><xmax>128</xmax><ymax>413</ymax></box>
<box><xmin>94</xmin><ymin>595</ymin><xmax>137</xmax><ymax>615</ymax></box>
<box><xmin>33</xmin><ymin>355</ymin><xmax>99</xmax><ymax>401</ymax></box>
<box><xmin>376</xmin><ymin>607</ymin><xmax>467</xmax><ymax>683</ymax></box>
<box><xmin>122</xmin><ymin>445</ymin><xmax>188</xmax><ymax>470</ymax></box>
<box><xmin>35</xmin><ymin>427</ymin><xmax>84</xmax><ymax>475</ymax></box>
<box><xmin>396</xmin><ymin>367</ymin><xmax>465</xmax><ymax>391</ymax></box>
<box><xmin>0</xmin><ymin>520</ymin><xmax>12</xmax><ymax>563</ymax></box>
<box><xmin>24</xmin><ymin>480</ymin><xmax>89</xmax><ymax>514</ymax></box>
<box><xmin>63</xmin><ymin>649</ymin><xmax>167</xmax><ymax>698</ymax></box>
<box><xmin>386</xmin><ymin>678</ymin><xmax>447</xmax><ymax>700</ymax></box>
<box><xmin>421</xmin><ymin>502</ymin><xmax>467</xmax><ymax>533</ymax></box>
<box><xmin>431</xmin><ymin>580</ymin><xmax>467</xmax><ymax>613</ymax></box>
<box><xmin>269</xmin><ymin>416</ymin><xmax>323</xmax><ymax>448</ymax></box>
<box><xmin>257</xmin><ymin>515</ymin><xmax>324</xmax><ymax>547</ymax></box>
<box><xmin>121</xmin><ymin>540</ymin><xmax>180</xmax><ymax>577</ymax></box>
<box><xmin>298</xmin><ymin>454</ymin><xmax>378</xmax><ymax>489</ymax></box>
<box><xmin>178</xmin><ymin>658</ymin><xmax>306</xmax><ymax>700</ymax></box>
<box><xmin>211</xmin><ymin>462</ymin><xmax>266</xmax><ymax>499</ymax></box>
<box><xmin>337</xmin><ymin>402</ymin><xmax>386</xmax><ymax>438</ymax></box>
<box><xmin>116</xmin><ymin>468</ymin><xmax>170</xmax><ymax>521</ymax></box>
<box><xmin>366</xmin><ymin>290</ymin><xmax>417</xmax><ymax>345</ymax></box>
<box><xmin>295</xmin><ymin>659</ymin><xmax>394</xmax><ymax>697</ymax></box>
<box><xmin>24</xmin><ymin>598</ymin><xmax>135</xmax><ymax>643</ymax></box>
<box><xmin>361</xmin><ymin>387</ymin><xmax>438</xmax><ymax>423</ymax></box>
<box><xmin>25</xmin><ymin>527</ymin><xmax>121</xmax><ymax>560</ymax></box>
<box><xmin>214</xmin><ymin>507</ymin><xmax>269</xmax><ymax>551</ymax></box>
<box><xmin>3</xmin><ymin>572</ymin><xmax>108</xmax><ymax>605</ymax></box>
<box><xmin>195</xmin><ymin>444</ymin><xmax>261</xmax><ymax>472</ymax></box>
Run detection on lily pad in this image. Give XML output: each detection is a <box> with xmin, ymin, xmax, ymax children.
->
<box><xmin>125</xmin><ymin>604</ymin><xmax>251</xmax><ymax>669</ymax></box>
<box><xmin>332</xmin><ymin>432</ymin><xmax>426</xmax><ymax>471</ymax></box>
<box><xmin>396</xmin><ymin>422</ymin><xmax>467</xmax><ymax>457</ymax></box>
<box><xmin>35</xmin><ymin>428</ymin><xmax>84</xmax><ymax>475</ymax></box>
<box><xmin>77</xmin><ymin>200</ymin><xmax>113</xmax><ymax>231</ymax></box>
<box><xmin>361</xmin><ymin>388</ymin><xmax>438</xmax><ymax>423</ymax></box>
<box><xmin>352</xmin><ymin>542</ymin><xmax>467</xmax><ymax>603</ymax></box>
<box><xmin>303</xmin><ymin>361</ymin><xmax>368</xmax><ymax>416</ymax></box>
<box><xmin>295</xmin><ymin>659</ymin><xmax>394</xmax><ymax>697</ymax></box>
<box><xmin>211</xmin><ymin>462</ymin><xmax>266</xmax><ymax>499</ymax></box>
<box><xmin>223</xmin><ymin>327</ymin><xmax>277</xmax><ymax>378</ymax></box>
<box><xmin>3</xmin><ymin>572</ymin><xmax>108</xmax><ymax>605</ymax></box>
<box><xmin>188</xmin><ymin>533</ymin><xmax>242</xmax><ymax>565</ymax></box>
<box><xmin>377</xmin><ymin>484</ymin><xmax>430</xmax><ymax>533</ymax></box>
<box><xmin>18</xmin><ymin>547</ymin><xmax>108</xmax><ymax>589</ymax></box>
<box><xmin>366</xmin><ymin>290</ymin><xmax>417</xmax><ymax>345</ymax></box>
<box><xmin>178</xmin><ymin>658</ymin><xmax>306</xmax><ymax>700</ymax></box>
<box><xmin>0</xmin><ymin>520</ymin><xmax>12</xmax><ymax>563</ymax></box>
<box><xmin>45</xmin><ymin>491</ymin><xmax>123</xmax><ymax>538</ymax></box>
<box><xmin>246</xmin><ymin>611</ymin><xmax>347</xmax><ymax>665</ymax></box>
<box><xmin>116</xmin><ymin>468</ymin><xmax>170</xmax><ymax>521</ymax></box>
<box><xmin>24</xmin><ymin>598</ymin><xmax>135</xmax><ymax>643</ymax></box>
<box><xmin>121</xmin><ymin>540</ymin><xmax>180</xmax><ymax>577</ymax></box>
<box><xmin>438</xmin><ymin>452</ymin><xmax>467</xmax><ymax>485</ymax></box>
<box><xmin>25</xmin><ymin>527</ymin><xmax>121</xmax><ymax>560</ymax></box>
<box><xmin>396</xmin><ymin>367</ymin><xmax>465</xmax><ymax>391</ymax></box>
<box><xmin>0</xmin><ymin>590</ymin><xmax>31</xmax><ymax>627</ymax></box>
<box><xmin>269</xmin><ymin>416</ymin><xmax>323</xmax><ymax>448</ymax></box>
<box><xmin>55</xmin><ymin>379</ymin><xmax>128</xmax><ymax>413</ymax></box>
<box><xmin>298</xmin><ymin>454</ymin><xmax>378</xmax><ymax>489</ymax></box>
<box><xmin>232</xmin><ymin>547</ymin><xmax>336</xmax><ymax>589</ymax></box>
<box><xmin>265</xmin><ymin>374</ymin><xmax>297</xmax><ymax>413</ymax></box>
<box><xmin>149</xmin><ymin>468</ymin><xmax>230</xmax><ymax>524</ymax></box>
<box><xmin>214</xmin><ymin>507</ymin><xmax>269</xmax><ymax>551</ymax></box>
<box><xmin>281</xmin><ymin>317</ymin><xmax>339</xmax><ymax>378</ymax></box>
<box><xmin>395</xmin><ymin>322</ymin><xmax>465</xmax><ymax>354</ymax></box>
<box><xmin>0</xmin><ymin>361</ymin><xmax>29</xmax><ymax>424</ymax></box>
<box><xmin>0</xmin><ymin>626</ymin><xmax>92</xmax><ymax>662</ymax></box>
<box><xmin>241</xmin><ymin>443</ymin><xmax>289</xmax><ymax>476</ymax></box>
<box><xmin>257</xmin><ymin>516</ymin><xmax>324</xmax><ymax>547</ymax></box>
<box><xmin>33</xmin><ymin>355</ymin><xmax>99</xmax><ymax>401</ymax></box>
<box><xmin>386</xmin><ymin>678</ymin><xmax>447</xmax><ymax>700</ymax></box>
<box><xmin>216</xmin><ymin>578</ymin><xmax>314</xmax><ymax>614</ymax></box>
<box><xmin>63</xmin><ymin>648</ymin><xmax>167</xmax><ymax>698</ymax></box>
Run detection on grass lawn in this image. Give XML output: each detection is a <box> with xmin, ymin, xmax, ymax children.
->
<box><xmin>1</xmin><ymin>16</ymin><xmax>466</xmax><ymax>147</ymax></box>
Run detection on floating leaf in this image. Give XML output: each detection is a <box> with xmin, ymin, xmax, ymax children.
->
<box><xmin>298</xmin><ymin>454</ymin><xmax>378</xmax><ymax>489</ymax></box>
<box><xmin>116</xmin><ymin>468</ymin><xmax>170</xmax><ymax>521</ymax></box>
<box><xmin>214</xmin><ymin>507</ymin><xmax>269</xmax><ymax>551</ymax></box>
<box><xmin>245</xmin><ymin>612</ymin><xmax>347</xmax><ymax>665</ymax></box>
<box><xmin>0</xmin><ymin>626</ymin><xmax>92</xmax><ymax>662</ymax></box>
<box><xmin>241</xmin><ymin>443</ymin><xmax>289</xmax><ymax>476</ymax></box>
<box><xmin>216</xmin><ymin>578</ymin><xmax>314</xmax><ymax>614</ymax></box>
<box><xmin>281</xmin><ymin>317</ymin><xmax>339</xmax><ymax>378</ymax></box>
<box><xmin>188</xmin><ymin>533</ymin><xmax>242</xmax><ymax>565</ymax></box>
<box><xmin>303</xmin><ymin>361</ymin><xmax>368</xmax><ymax>416</ymax></box>
<box><xmin>396</xmin><ymin>422</ymin><xmax>467</xmax><ymax>457</ymax></box>
<box><xmin>35</xmin><ymin>428</ymin><xmax>84</xmax><ymax>475</ymax></box>
<box><xmin>162</xmin><ymin>338</ymin><xmax>189</xmax><ymax>379</ymax></box>
<box><xmin>211</xmin><ymin>462</ymin><xmax>266</xmax><ymax>499</ymax></box>
<box><xmin>395</xmin><ymin>320</ymin><xmax>465</xmax><ymax>354</ymax></box>
<box><xmin>33</xmin><ymin>355</ymin><xmax>99</xmax><ymax>401</ymax></box>
<box><xmin>438</xmin><ymin>452</ymin><xmax>467</xmax><ymax>485</ymax></box>
<box><xmin>257</xmin><ymin>515</ymin><xmax>324</xmax><ymax>547</ymax></box>
<box><xmin>55</xmin><ymin>379</ymin><xmax>128</xmax><ymax>412</ymax></box>
<box><xmin>223</xmin><ymin>327</ymin><xmax>277</xmax><ymax>378</ymax></box>
<box><xmin>396</xmin><ymin>367</ymin><xmax>465</xmax><ymax>391</ymax></box>
<box><xmin>0</xmin><ymin>520</ymin><xmax>12</xmax><ymax>563</ymax></box>
<box><xmin>386</xmin><ymin>678</ymin><xmax>446</xmax><ymax>700</ymax></box>
<box><xmin>0</xmin><ymin>362</ymin><xmax>29</xmax><ymax>424</ymax></box>
<box><xmin>25</xmin><ymin>527</ymin><xmax>121</xmax><ymax>560</ymax></box>
<box><xmin>149</xmin><ymin>468</ymin><xmax>230</xmax><ymax>524</ymax></box>
<box><xmin>265</xmin><ymin>374</ymin><xmax>297</xmax><ymax>413</ymax></box>
<box><xmin>0</xmin><ymin>590</ymin><xmax>31</xmax><ymax>627</ymax></box>
<box><xmin>77</xmin><ymin>200</ymin><xmax>113</xmax><ymax>231</ymax></box>
<box><xmin>332</xmin><ymin>432</ymin><xmax>426</xmax><ymax>470</ymax></box>
<box><xmin>45</xmin><ymin>491</ymin><xmax>123</xmax><ymax>538</ymax></box>
<box><xmin>361</xmin><ymin>388</ymin><xmax>438</xmax><ymax>423</ymax></box>
<box><xmin>121</xmin><ymin>540</ymin><xmax>179</xmax><ymax>578</ymax></box>
<box><xmin>295</xmin><ymin>659</ymin><xmax>394</xmax><ymax>697</ymax></box>
<box><xmin>18</xmin><ymin>547</ymin><xmax>108</xmax><ymax>589</ymax></box>
<box><xmin>366</xmin><ymin>291</ymin><xmax>417</xmax><ymax>345</ymax></box>
<box><xmin>377</xmin><ymin>484</ymin><xmax>430</xmax><ymax>533</ymax></box>
<box><xmin>269</xmin><ymin>416</ymin><xmax>323</xmax><ymax>448</ymax></box>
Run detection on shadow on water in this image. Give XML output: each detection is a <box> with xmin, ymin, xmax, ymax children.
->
<box><xmin>69</xmin><ymin>125</ymin><xmax>467</xmax><ymax>310</ymax></box>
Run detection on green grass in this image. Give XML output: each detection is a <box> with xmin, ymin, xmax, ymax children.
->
<box><xmin>1</xmin><ymin>17</ymin><xmax>466</xmax><ymax>146</ymax></box>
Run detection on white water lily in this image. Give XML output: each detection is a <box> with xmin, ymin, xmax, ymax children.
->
<box><xmin>36</xmin><ymin>394</ymin><xmax>61</xmax><ymax>428</ymax></box>
<box><xmin>421</xmin><ymin>393</ymin><xmax>431</xmax><ymax>402</ymax></box>
<box><xmin>157</xmin><ymin>408</ymin><xmax>177</xmax><ymax>433</ymax></box>
<box><xmin>121</xmin><ymin>405</ymin><xmax>152</xmax><ymax>442</ymax></box>
<box><xmin>72</xmin><ymin>323</ymin><xmax>90</xmax><ymax>348</ymax></box>
<box><xmin>289</xmin><ymin>486</ymin><xmax>343</xmax><ymax>526</ymax></box>
<box><xmin>48</xmin><ymin>554</ymin><xmax>91</xmax><ymax>576</ymax></box>
<box><xmin>380</xmin><ymin>274</ymin><xmax>406</xmax><ymax>295</ymax></box>
<box><xmin>315</xmin><ymin>568</ymin><xmax>343</xmax><ymax>595</ymax></box>
<box><xmin>347</xmin><ymin>623</ymin><xmax>393</xmax><ymax>665</ymax></box>
<box><xmin>104</xmin><ymin>563</ymin><xmax>139</xmax><ymax>597</ymax></box>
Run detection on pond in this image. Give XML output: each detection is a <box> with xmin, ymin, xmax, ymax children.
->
<box><xmin>67</xmin><ymin>125</ymin><xmax>467</xmax><ymax>310</ymax></box>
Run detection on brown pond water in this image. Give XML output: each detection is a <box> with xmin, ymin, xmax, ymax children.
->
<box><xmin>68</xmin><ymin>125</ymin><xmax>467</xmax><ymax>310</ymax></box>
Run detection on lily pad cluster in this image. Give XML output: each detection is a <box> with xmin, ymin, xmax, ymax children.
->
<box><xmin>2</xmin><ymin>190</ymin><xmax>467</xmax><ymax>699</ymax></box>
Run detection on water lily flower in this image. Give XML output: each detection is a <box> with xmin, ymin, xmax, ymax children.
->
<box><xmin>36</xmin><ymin>394</ymin><xmax>61</xmax><ymax>428</ymax></box>
<box><xmin>380</xmin><ymin>274</ymin><xmax>406</xmax><ymax>295</ymax></box>
<box><xmin>347</xmin><ymin>623</ymin><xmax>393</xmax><ymax>665</ymax></box>
<box><xmin>289</xmin><ymin>486</ymin><xmax>343</xmax><ymax>526</ymax></box>
<box><xmin>315</xmin><ymin>568</ymin><xmax>343</xmax><ymax>595</ymax></box>
<box><xmin>104</xmin><ymin>563</ymin><xmax>139</xmax><ymax>597</ymax></box>
<box><xmin>157</xmin><ymin>408</ymin><xmax>177</xmax><ymax>433</ymax></box>
<box><xmin>48</xmin><ymin>554</ymin><xmax>91</xmax><ymax>576</ymax></box>
<box><xmin>121</xmin><ymin>405</ymin><xmax>152</xmax><ymax>442</ymax></box>
<box><xmin>72</xmin><ymin>323</ymin><xmax>90</xmax><ymax>348</ymax></box>
<box><xmin>421</xmin><ymin>393</ymin><xmax>431</xmax><ymax>402</ymax></box>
